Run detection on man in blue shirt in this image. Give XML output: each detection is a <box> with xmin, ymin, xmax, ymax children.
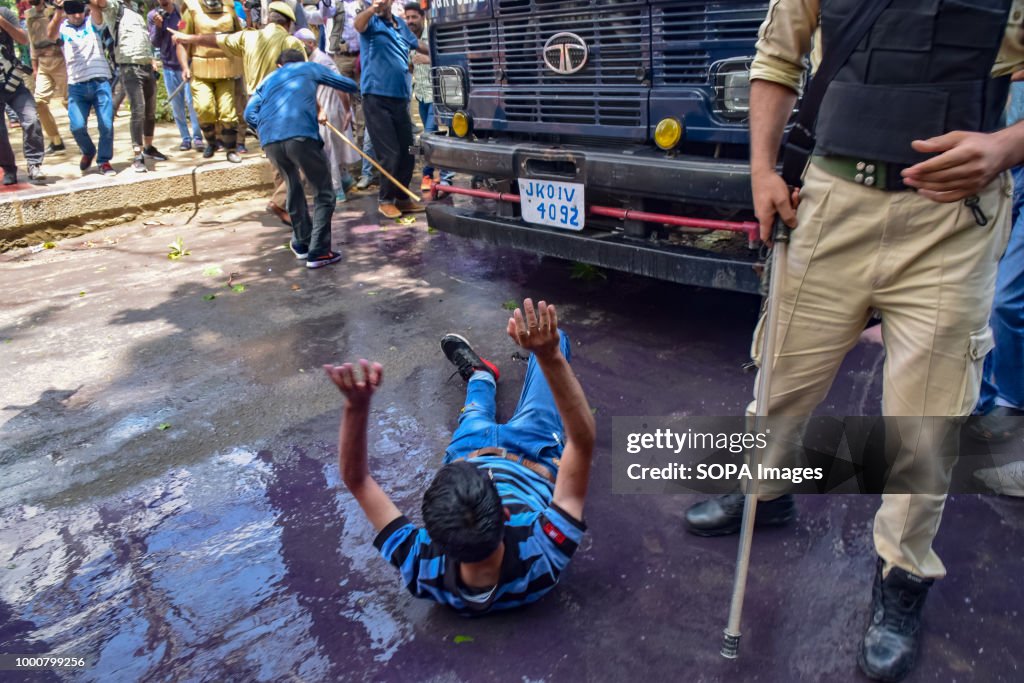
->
<box><xmin>324</xmin><ymin>298</ymin><xmax>596</xmax><ymax>614</ymax></box>
<box><xmin>244</xmin><ymin>49</ymin><xmax>357</xmax><ymax>269</ymax></box>
<box><xmin>355</xmin><ymin>0</ymin><xmax>425</xmax><ymax>219</ymax></box>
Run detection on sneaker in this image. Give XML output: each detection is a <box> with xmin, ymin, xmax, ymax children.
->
<box><xmin>2</xmin><ymin>169</ymin><xmax>15</xmax><ymax>186</ymax></box>
<box><xmin>215</xmin><ymin>141</ymin><xmax>224</xmax><ymax>151</ymax></box>
<box><xmin>267</xmin><ymin>202</ymin><xmax>291</xmax><ymax>225</ymax></box>
<box><xmin>420</xmin><ymin>174</ymin><xmax>433</xmax><ymax>192</ymax></box>
<box><xmin>28</xmin><ymin>164</ymin><xmax>45</xmax><ymax>181</ymax></box>
<box><xmin>378</xmin><ymin>203</ymin><xmax>402</xmax><ymax>219</ymax></box>
<box><xmin>132</xmin><ymin>155</ymin><xmax>147</xmax><ymax>173</ymax></box>
<box><xmin>973</xmin><ymin>460</ymin><xmax>1024</xmax><ymax>497</ymax></box>
<box><xmin>45</xmin><ymin>142</ymin><xmax>66</xmax><ymax>155</ymax></box>
<box><xmin>342</xmin><ymin>175</ymin><xmax>357</xmax><ymax>193</ymax></box>
<box><xmin>440</xmin><ymin>333</ymin><xmax>500</xmax><ymax>382</ymax></box>
<box><xmin>289</xmin><ymin>241</ymin><xmax>309</xmax><ymax>259</ymax></box>
<box><xmin>237</xmin><ymin>144</ymin><xmax>248</xmax><ymax>154</ymax></box>
<box><xmin>79</xmin><ymin>152</ymin><xmax>95</xmax><ymax>171</ymax></box>
<box><xmin>336</xmin><ymin>190</ymin><xmax>348</xmax><ymax>203</ymax></box>
<box><xmin>193</xmin><ymin>137</ymin><xmax>206</xmax><ymax>151</ymax></box>
<box><xmin>99</xmin><ymin>162</ymin><xmax>116</xmax><ymax>176</ymax></box>
<box><xmin>202</xmin><ymin>144</ymin><xmax>216</xmax><ymax>159</ymax></box>
<box><xmin>143</xmin><ymin>146</ymin><xmax>168</xmax><ymax>161</ymax></box>
<box><xmin>179</xmin><ymin>140</ymin><xmax>192</xmax><ymax>151</ymax></box>
<box><xmin>226</xmin><ymin>151</ymin><xmax>242</xmax><ymax>164</ymax></box>
<box><xmin>306</xmin><ymin>251</ymin><xmax>343</xmax><ymax>269</ymax></box>
<box><xmin>355</xmin><ymin>175</ymin><xmax>375</xmax><ymax>191</ymax></box>
<box><xmin>396</xmin><ymin>199</ymin><xmax>426</xmax><ymax>214</ymax></box>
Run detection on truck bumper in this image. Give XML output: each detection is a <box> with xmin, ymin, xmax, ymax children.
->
<box><xmin>421</xmin><ymin>134</ymin><xmax>754</xmax><ymax>207</ymax></box>
<box><xmin>426</xmin><ymin>204</ymin><xmax>762</xmax><ymax>295</ymax></box>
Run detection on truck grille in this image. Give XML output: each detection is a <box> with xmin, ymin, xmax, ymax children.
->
<box><xmin>434</xmin><ymin>22</ymin><xmax>498</xmax><ymax>87</ymax></box>
<box><xmin>500</xmin><ymin>8</ymin><xmax>648</xmax><ymax>87</ymax></box>
<box><xmin>652</xmin><ymin>2</ymin><xmax>766</xmax><ymax>85</ymax></box>
<box><xmin>503</xmin><ymin>91</ymin><xmax>644</xmax><ymax>127</ymax></box>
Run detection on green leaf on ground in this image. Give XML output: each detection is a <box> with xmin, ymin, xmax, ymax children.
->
<box><xmin>570</xmin><ymin>262</ymin><xmax>607</xmax><ymax>282</ymax></box>
<box><xmin>502</xmin><ymin>300</ymin><xmax>517</xmax><ymax>311</ymax></box>
<box><xmin>231</xmin><ymin>284</ymin><xmax>246</xmax><ymax>293</ymax></box>
<box><xmin>203</xmin><ymin>266</ymin><xmax>223</xmax><ymax>277</ymax></box>
<box><xmin>367</xmin><ymin>291</ymin><xmax>379</xmax><ymax>296</ymax></box>
<box><xmin>454</xmin><ymin>635</ymin><xmax>474</xmax><ymax>644</ymax></box>
<box><xmin>168</xmin><ymin>236</ymin><xmax>191</xmax><ymax>260</ymax></box>
<box><xmin>426</xmin><ymin>227</ymin><xmax>438</xmax><ymax>234</ymax></box>
<box><xmin>78</xmin><ymin>291</ymin><xmax>86</xmax><ymax>297</ymax></box>
<box><xmin>43</xmin><ymin>241</ymin><xmax>57</xmax><ymax>249</ymax></box>
<box><xmin>157</xmin><ymin>423</ymin><xmax>171</xmax><ymax>431</ymax></box>
<box><xmin>203</xmin><ymin>294</ymin><xmax>217</xmax><ymax>301</ymax></box>
<box><xmin>396</xmin><ymin>215</ymin><xmax>417</xmax><ymax>225</ymax></box>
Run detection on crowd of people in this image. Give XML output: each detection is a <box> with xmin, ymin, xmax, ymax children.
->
<box><xmin>0</xmin><ymin>0</ymin><xmax>445</xmax><ymax>212</ymax></box>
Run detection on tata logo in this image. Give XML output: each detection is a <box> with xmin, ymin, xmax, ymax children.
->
<box><xmin>542</xmin><ymin>33</ymin><xmax>589</xmax><ymax>75</ymax></box>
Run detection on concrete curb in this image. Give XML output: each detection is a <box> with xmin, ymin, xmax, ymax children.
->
<box><xmin>0</xmin><ymin>157</ymin><xmax>275</xmax><ymax>252</ymax></box>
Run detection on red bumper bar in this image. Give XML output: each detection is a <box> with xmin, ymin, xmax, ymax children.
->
<box><xmin>430</xmin><ymin>183</ymin><xmax>759</xmax><ymax>242</ymax></box>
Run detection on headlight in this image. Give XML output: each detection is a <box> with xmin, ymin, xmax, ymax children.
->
<box><xmin>712</xmin><ymin>58</ymin><xmax>752</xmax><ymax>120</ymax></box>
<box><xmin>654</xmin><ymin>117</ymin><xmax>683</xmax><ymax>150</ymax></box>
<box><xmin>434</xmin><ymin>66</ymin><xmax>467</xmax><ymax>110</ymax></box>
<box><xmin>452</xmin><ymin>111</ymin><xmax>472</xmax><ymax>138</ymax></box>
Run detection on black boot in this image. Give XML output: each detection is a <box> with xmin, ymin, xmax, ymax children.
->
<box><xmin>859</xmin><ymin>559</ymin><xmax>933</xmax><ymax>682</ymax></box>
<box><xmin>683</xmin><ymin>493</ymin><xmax>795</xmax><ymax>536</ymax></box>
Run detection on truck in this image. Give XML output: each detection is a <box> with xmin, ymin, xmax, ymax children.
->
<box><xmin>422</xmin><ymin>0</ymin><xmax>772</xmax><ymax>295</ymax></box>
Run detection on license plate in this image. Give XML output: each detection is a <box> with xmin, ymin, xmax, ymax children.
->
<box><xmin>517</xmin><ymin>179</ymin><xmax>585</xmax><ymax>231</ymax></box>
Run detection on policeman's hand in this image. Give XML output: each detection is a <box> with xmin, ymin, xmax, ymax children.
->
<box><xmin>169</xmin><ymin>28</ymin><xmax>192</xmax><ymax>45</ymax></box>
<box><xmin>902</xmin><ymin>131</ymin><xmax>1011</xmax><ymax>202</ymax></box>
<box><xmin>507</xmin><ymin>298</ymin><xmax>561</xmax><ymax>360</ymax></box>
<box><xmin>752</xmin><ymin>169</ymin><xmax>797</xmax><ymax>244</ymax></box>
<box><xmin>323</xmin><ymin>360</ymin><xmax>383</xmax><ymax>410</ymax></box>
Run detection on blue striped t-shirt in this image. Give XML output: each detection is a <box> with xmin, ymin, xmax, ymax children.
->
<box><xmin>373</xmin><ymin>456</ymin><xmax>587</xmax><ymax>615</ymax></box>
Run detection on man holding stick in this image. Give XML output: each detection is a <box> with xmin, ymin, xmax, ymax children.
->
<box><xmin>244</xmin><ymin>48</ymin><xmax>357</xmax><ymax>269</ymax></box>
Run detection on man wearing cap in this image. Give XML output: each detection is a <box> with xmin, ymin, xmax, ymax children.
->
<box><xmin>47</xmin><ymin>0</ymin><xmax>115</xmax><ymax>176</ymax></box>
<box><xmin>355</xmin><ymin>0</ymin><xmax>426</xmax><ymax>218</ymax></box>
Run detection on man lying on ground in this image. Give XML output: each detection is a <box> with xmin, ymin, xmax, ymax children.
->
<box><xmin>324</xmin><ymin>298</ymin><xmax>596</xmax><ymax>614</ymax></box>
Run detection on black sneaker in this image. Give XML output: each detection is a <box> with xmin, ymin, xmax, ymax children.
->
<box><xmin>143</xmin><ymin>146</ymin><xmax>168</xmax><ymax>161</ymax></box>
<box><xmin>306</xmin><ymin>251</ymin><xmax>343</xmax><ymax>269</ymax></box>
<box><xmin>289</xmin><ymin>241</ymin><xmax>308</xmax><ymax>259</ymax></box>
<box><xmin>45</xmin><ymin>142</ymin><xmax>66</xmax><ymax>155</ymax></box>
<box><xmin>2</xmin><ymin>169</ymin><xmax>16</xmax><ymax>186</ymax></box>
<box><xmin>179</xmin><ymin>140</ymin><xmax>192</xmax><ymax>151</ymax></box>
<box><xmin>202</xmin><ymin>144</ymin><xmax>216</xmax><ymax>159</ymax></box>
<box><xmin>132</xmin><ymin>155</ymin><xmax>147</xmax><ymax>173</ymax></box>
<box><xmin>440</xmin><ymin>334</ymin><xmax>500</xmax><ymax>382</ymax></box>
<box><xmin>684</xmin><ymin>493</ymin><xmax>796</xmax><ymax>537</ymax></box>
<box><xmin>79</xmin><ymin>152</ymin><xmax>95</xmax><ymax>171</ymax></box>
<box><xmin>859</xmin><ymin>559</ymin><xmax>933</xmax><ymax>683</ymax></box>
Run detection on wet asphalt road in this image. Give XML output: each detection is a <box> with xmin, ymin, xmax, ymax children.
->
<box><xmin>1</xmin><ymin>195</ymin><xmax>1022</xmax><ymax>682</ymax></box>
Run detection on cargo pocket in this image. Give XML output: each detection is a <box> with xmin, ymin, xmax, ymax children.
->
<box><xmin>951</xmin><ymin>326</ymin><xmax>995</xmax><ymax>415</ymax></box>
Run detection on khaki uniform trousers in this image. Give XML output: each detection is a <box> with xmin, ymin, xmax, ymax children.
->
<box><xmin>750</xmin><ymin>162</ymin><xmax>1011</xmax><ymax>580</ymax></box>
<box><xmin>190</xmin><ymin>77</ymin><xmax>238</xmax><ymax>127</ymax></box>
<box><xmin>33</xmin><ymin>51</ymin><xmax>67</xmax><ymax>142</ymax></box>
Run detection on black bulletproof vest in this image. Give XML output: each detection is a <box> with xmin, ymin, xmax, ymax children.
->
<box><xmin>816</xmin><ymin>0</ymin><xmax>1012</xmax><ymax>166</ymax></box>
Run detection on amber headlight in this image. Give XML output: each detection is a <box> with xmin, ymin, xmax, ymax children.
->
<box><xmin>654</xmin><ymin>117</ymin><xmax>683</xmax><ymax>150</ymax></box>
<box><xmin>452</xmin><ymin>111</ymin><xmax>472</xmax><ymax>138</ymax></box>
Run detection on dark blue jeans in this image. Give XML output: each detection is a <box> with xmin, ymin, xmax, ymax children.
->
<box><xmin>67</xmin><ymin>78</ymin><xmax>114</xmax><ymax>164</ymax></box>
<box><xmin>445</xmin><ymin>331</ymin><xmax>571</xmax><ymax>480</ymax></box>
<box><xmin>0</xmin><ymin>83</ymin><xmax>44</xmax><ymax>173</ymax></box>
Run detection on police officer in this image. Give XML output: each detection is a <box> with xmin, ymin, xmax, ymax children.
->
<box><xmin>683</xmin><ymin>1</ymin><xmax>1024</xmax><ymax>681</ymax></box>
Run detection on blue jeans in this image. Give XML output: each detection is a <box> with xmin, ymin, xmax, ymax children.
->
<box><xmin>361</xmin><ymin>125</ymin><xmax>377</xmax><ymax>180</ymax></box>
<box><xmin>163</xmin><ymin>68</ymin><xmax>202</xmax><ymax>143</ymax></box>
<box><xmin>977</xmin><ymin>187</ymin><xmax>1024</xmax><ymax>412</ymax></box>
<box><xmin>417</xmin><ymin>99</ymin><xmax>455</xmax><ymax>183</ymax></box>
<box><xmin>445</xmin><ymin>331</ymin><xmax>571</xmax><ymax>479</ymax></box>
<box><xmin>67</xmin><ymin>78</ymin><xmax>114</xmax><ymax>164</ymax></box>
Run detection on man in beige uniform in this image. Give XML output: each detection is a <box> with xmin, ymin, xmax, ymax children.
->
<box><xmin>25</xmin><ymin>0</ymin><xmax>66</xmax><ymax>155</ymax></box>
<box><xmin>684</xmin><ymin>1</ymin><xmax>1024</xmax><ymax>681</ymax></box>
<box><xmin>177</xmin><ymin>0</ymin><xmax>244</xmax><ymax>163</ymax></box>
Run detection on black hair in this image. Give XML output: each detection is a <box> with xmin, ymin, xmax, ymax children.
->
<box><xmin>277</xmin><ymin>48</ymin><xmax>305</xmax><ymax>66</ymax></box>
<box><xmin>404</xmin><ymin>2</ymin><xmax>424</xmax><ymax>16</ymax></box>
<box><xmin>268</xmin><ymin>11</ymin><xmax>292</xmax><ymax>27</ymax></box>
<box><xmin>422</xmin><ymin>461</ymin><xmax>504</xmax><ymax>563</ymax></box>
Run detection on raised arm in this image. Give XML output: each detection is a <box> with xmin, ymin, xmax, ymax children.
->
<box><xmin>354</xmin><ymin>0</ymin><xmax>382</xmax><ymax>33</ymax></box>
<box><xmin>0</xmin><ymin>9</ymin><xmax>29</xmax><ymax>45</ymax></box>
<box><xmin>507</xmin><ymin>299</ymin><xmax>596</xmax><ymax>521</ymax></box>
<box><xmin>323</xmin><ymin>360</ymin><xmax>404</xmax><ymax>532</ymax></box>
<box><xmin>47</xmin><ymin>6</ymin><xmax>65</xmax><ymax>41</ymax></box>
